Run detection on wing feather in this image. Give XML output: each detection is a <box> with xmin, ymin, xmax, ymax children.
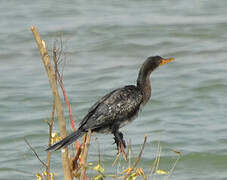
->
<box><xmin>79</xmin><ymin>85</ymin><xmax>143</xmax><ymax>130</ymax></box>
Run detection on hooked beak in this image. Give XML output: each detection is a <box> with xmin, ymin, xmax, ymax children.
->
<box><xmin>160</xmin><ymin>57</ymin><xmax>174</xmax><ymax>66</ymax></box>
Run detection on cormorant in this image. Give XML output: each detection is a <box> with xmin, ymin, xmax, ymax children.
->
<box><xmin>46</xmin><ymin>56</ymin><xmax>174</xmax><ymax>152</ymax></box>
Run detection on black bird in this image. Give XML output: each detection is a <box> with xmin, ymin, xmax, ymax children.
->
<box><xmin>46</xmin><ymin>56</ymin><xmax>174</xmax><ymax>152</ymax></box>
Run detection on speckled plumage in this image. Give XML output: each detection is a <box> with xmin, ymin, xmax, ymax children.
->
<box><xmin>80</xmin><ymin>85</ymin><xmax>143</xmax><ymax>133</ymax></box>
<box><xmin>46</xmin><ymin>56</ymin><xmax>172</xmax><ymax>151</ymax></box>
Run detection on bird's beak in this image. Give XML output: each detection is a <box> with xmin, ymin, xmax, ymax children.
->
<box><xmin>160</xmin><ymin>57</ymin><xmax>174</xmax><ymax>66</ymax></box>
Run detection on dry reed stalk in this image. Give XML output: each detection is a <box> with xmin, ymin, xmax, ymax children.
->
<box><xmin>124</xmin><ymin>135</ymin><xmax>147</xmax><ymax>180</ymax></box>
<box><xmin>31</xmin><ymin>26</ymin><xmax>72</xmax><ymax>180</ymax></box>
<box><xmin>80</xmin><ymin>130</ymin><xmax>91</xmax><ymax>180</ymax></box>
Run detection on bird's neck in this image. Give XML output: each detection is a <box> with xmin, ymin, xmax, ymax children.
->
<box><xmin>136</xmin><ymin>69</ymin><xmax>152</xmax><ymax>105</ymax></box>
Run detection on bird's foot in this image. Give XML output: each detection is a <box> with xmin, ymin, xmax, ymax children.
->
<box><xmin>113</xmin><ymin>141</ymin><xmax>127</xmax><ymax>166</ymax></box>
<box><xmin>117</xmin><ymin>141</ymin><xmax>127</xmax><ymax>161</ymax></box>
<box><xmin>112</xmin><ymin>130</ymin><xmax>128</xmax><ymax>165</ymax></box>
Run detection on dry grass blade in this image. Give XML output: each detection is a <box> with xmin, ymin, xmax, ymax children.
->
<box><xmin>132</xmin><ymin>135</ymin><xmax>147</xmax><ymax>168</ymax></box>
<box><xmin>148</xmin><ymin>140</ymin><xmax>161</xmax><ymax>177</ymax></box>
<box><xmin>123</xmin><ymin>135</ymin><xmax>147</xmax><ymax>180</ymax></box>
<box><xmin>112</xmin><ymin>152</ymin><xmax>121</xmax><ymax>166</ymax></box>
<box><xmin>164</xmin><ymin>150</ymin><xmax>181</xmax><ymax>180</ymax></box>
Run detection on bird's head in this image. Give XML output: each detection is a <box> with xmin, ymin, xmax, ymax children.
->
<box><xmin>136</xmin><ymin>55</ymin><xmax>174</xmax><ymax>103</ymax></box>
<box><xmin>137</xmin><ymin>56</ymin><xmax>174</xmax><ymax>87</ymax></box>
<box><xmin>145</xmin><ymin>56</ymin><xmax>174</xmax><ymax>71</ymax></box>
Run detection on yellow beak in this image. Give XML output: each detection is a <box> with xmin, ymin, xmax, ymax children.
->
<box><xmin>160</xmin><ymin>57</ymin><xmax>174</xmax><ymax>66</ymax></box>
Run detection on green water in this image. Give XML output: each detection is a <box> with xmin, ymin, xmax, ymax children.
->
<box><xmin>1</xmin><ymin>0</ymin><xmax>227</xmax><ymax>179</ymax></box>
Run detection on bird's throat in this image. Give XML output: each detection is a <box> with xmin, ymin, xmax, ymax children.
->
<box><xmin>137</xmin><ymin>72</ymin><xmax>151</xmax><ymax>105</ymax></box>
<box><xmin>142</xmin><ymin>75</ymin><xmax>151</xmax><ymax>105</ymax></box>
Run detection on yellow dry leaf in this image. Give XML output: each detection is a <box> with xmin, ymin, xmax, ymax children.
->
<box><xmin>136</xmin><ymin>168</ymin><xmax>146</xmax><ymax>179</ymax></box>
<box><xmin>73</xmin><ymin>171</ymin><xmax>80</xmax><ymax>178</ymax></box>
<box><xmin>156</xmin><ymin>169</ymin><xmax>168</xmax><ymax>175</ymax></box>
<box><xmin>50</xmin><ymin>173</ymin><xmax>55</xmax><ymax>180</ymax></box>
<box><xmin>93</xmin><ymin>164</ymin><xmax>105</xmax><ymax>173</ymax></box>
<box><xmin>41</xmin><ymin>171</ymin><xmax>55</xmax><ymax>180</ymax></box>
<box><xmin>55</xmin><ymin>136</ymin><xmax>62</xmax><ymax>142</ymax></box>
<box><xmin>51</xmin><ymin>132</ymin><xmax>62</xmax><ymax>144</ymax></box>
<box><xmin>107</xmin><ymin>174</ymin><xmax>117</xmax><ymax>178</ymax></box>
<box><xmin>36</xmin><ymin>173</ymin><xmax>42</xmax><ymax>180</ymax></box>
<box><xmin>92</xmin><ymin>174</ymin><xmax>104</xmax><ymax>180</ymax></box>
<box><xmin>172</xmin><ymin>149</ymin><xmax>181</xmax><ymax>156</ymax></box>
<box><xmin>51</xmin><ymin>132</ymin><xmax>58</xmax><ymax>138</ymax></box>
<box><xmin>121</xmin><ymin>167</ymin><xmax>133</xmax><ymax>175</ymax></box>
<box><xmin>127</xmin><ymin>172</ymin><xmax>138</xmax><ymax>180</ymax></box>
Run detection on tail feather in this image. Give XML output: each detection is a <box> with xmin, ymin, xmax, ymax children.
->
<box><xmin>46</xmin><ymin>129</ymin><xmax>84</xmax><ymax>151</ymax></box>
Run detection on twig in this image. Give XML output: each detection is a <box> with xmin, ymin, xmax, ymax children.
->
<box><xmin>58</xmin><ymin>75</ymin><xmax>76</xmax><ymax>132</ymax></box>
<box><xmin>24</xmin><ymin>137</ymin><xmax>47</xmax><ymax>169</ymax></box>
<box><xmin>72</xmin><ymin>145</ymin><xmax>82</xmax><ymax>171</ymax></box>
<box><xmin>53</xmin><ymin>42</ymin><xmax>80</xmax><ymax>150</ymax></box>
<box><xmin>46</xmin><ymin>100</ymin><xmax>56</xmax><ymax>179</ymax></box>
<box><xmin>80</xmin><ymin>130</ymin><xmax>92</xmax><ymax>180</ymax></box>
<box><xmin>133</xmin><ymin>135</ymin><xmax>147</xmax><ymax>168</ymax></box>
<box><xmin>53</xmin><ymin>40</ymin><xmax>75</xmax><ymax>130</ymax></box>
<box><xmin>31</xmin><ymin>26</ymin><xmax>72</xmax><ymax>180</ymax></box>
<box><xmin>112</xmin><ymin>152</ymin><xmax>120</xmax><ymax>166</ymax></box>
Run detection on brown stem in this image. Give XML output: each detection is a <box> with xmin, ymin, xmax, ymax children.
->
<box><xmin>80</xmin><ymin>130</ymin><xmax>91</xmax><ymax>180</ymax></box>
<box><xmin>46</xmin><ymin>100</ymin><xmax>55</xmax><ymax>179</ymax></box>
<box><xmin>132</xmin><ymin>135</ymin><xmax>147</xmax><ymax>168</ymax></box>
<box><xmin>31</xmin><ymin>26</ymin><xmax>72</xmax><ymax>180</ymax></box>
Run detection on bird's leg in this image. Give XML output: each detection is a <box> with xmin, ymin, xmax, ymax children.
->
<box><xmin>114</xmin><ymin>131</ymin><xmax>126</xmax><ymax>149</ymax></box>
<box><xmin>113</xmin><ymin>131</ymin><xmax>127</xmax><ymax>160</ymax></box>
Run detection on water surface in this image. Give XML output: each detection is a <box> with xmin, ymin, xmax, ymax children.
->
<box><xmin>0</xmin><ymin>0</ymin><xmax>227</xmax><ymax>179</ymax></box>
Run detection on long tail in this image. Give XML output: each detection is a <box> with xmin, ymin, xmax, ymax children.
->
<box><xmin>46</xmin><ymin>129</ymin><xmax>85</xmax><ymax>151</ymax></box>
